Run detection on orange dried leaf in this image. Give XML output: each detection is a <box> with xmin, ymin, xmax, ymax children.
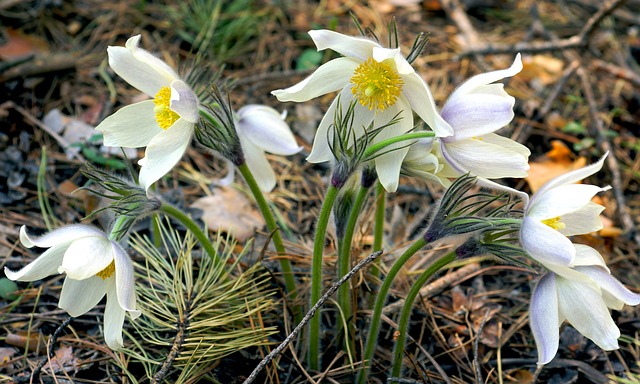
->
<box><xmin>0</xmin><ymin>28</ymin><xmax>49</xmax><ymax>60</ymax></box>
<box><xmin>519</xmin><ymin>55</ymin><xmax>564</xmax><ymax>86</ymax></box>
<box><xmin>525</xmin><ymin>140</ymin><xmax>587</xmax><ymax>193</ymax></box>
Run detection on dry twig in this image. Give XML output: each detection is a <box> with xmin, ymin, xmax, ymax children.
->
<box><xmin>456</xmin><ymin>0</ymin><xmax>629</xmax><ymax>57</ymax></box>
<box><xmin>242</xmin><ymin>250</ymin><xmax>383</xmax><ymax>384</ymax></box>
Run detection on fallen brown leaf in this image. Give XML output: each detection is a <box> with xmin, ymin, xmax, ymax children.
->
<box><xmin>190</xmin><ymin>187</ymin><xmax>265</xmax><ymax>242</ymax></box>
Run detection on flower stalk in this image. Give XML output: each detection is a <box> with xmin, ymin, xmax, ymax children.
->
<box><xmin>358</xmin><ymin>236</ymin><xmax>427</xmax><ymax>384</ymax></box>
<box><xmin>390</xmin><ymin>251</ymin><xmax>456</xmax><ymax>378</ymax></box>
<box><xmin>309</xmin><ymin>184</ymin><xmax>340</xmax><ymax>371</ymax></box>
<box><xmin>237</xmin><ymin>163</ymin><xmax>299</xmax><ymax>309</ymax></box>
<box><xmin>158</xmin><ymin>202</ymin><xmax>223</xmax><ymax>269</ymax></box>
<box><xmin>337</xmin><ymin>182</ymin><xmax>371</xmax><ymax>358</ymax></box>
<box><xmin>371</xmin><ymin>182</ymin><xmax>386</xmax><ymax>277</ymax></box>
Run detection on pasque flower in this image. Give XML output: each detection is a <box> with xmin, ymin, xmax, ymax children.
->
<box><xmin>272</xmin><ymin>29</ymin><xmax>453</xmax><ymax>192</ymax></box>
<box><xmin>530</xmin><ymin>245</ymin><xmax>640</xmax><ymax>365</ymax></box>
<box><xmin>521</xmin><ymin>154</ymin><xmax>640</xmax><ymax>364</ymax></box>
<box><xmin>436</xmin><ymin>54</ymin><xmax>530</xmax><ymax>188</ymax></box>
<box><xmin>4</xmin><ymin>225</ymin><xmax>141</xmax><ymax>350</ymax></box>
<box><xmin>235</xmin><ymin>105</ymin><xmax>302</xmax><ymax>192</ymax></box>
<box><xmin>521</xmin><ymin>153</ymin><xmax>609</xmax><ymax>267</ymax></box>
<box><xmin>96</xmin><ymin>35</ymin><xmax>199</xmax><ymax>193</ymax></box>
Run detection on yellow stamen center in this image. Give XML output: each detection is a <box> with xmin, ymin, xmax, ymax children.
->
<box><xmin>96</xmin><ymin>260</ymin><xmax>115</xmax><ymax>280</ymax></box>
<box><xmin>350</xmin><ymin>58</ymin><xmax>403</xmax><ymax>111</ymax></box>
<box><xmin>542</xmin><ymin>216</ymin><xmax>566</xmax><ymax>231</ymax></box>
<box><xmin>154</xmin><ymin>86</ymin><xmax>179</xmax><ymax>130</ymax></box>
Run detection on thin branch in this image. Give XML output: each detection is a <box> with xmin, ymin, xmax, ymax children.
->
<box><xmin>30</xmin><ymin>316</ymin><xmax>74</xmax><ymax>382</ymax></box>
<box><xmin>152</xmin><ymin>299</ymin><xmax>192</xmax><ymax>383</ymax></box>
<box><xmin>242</xmin><ymin>250</ymin><xmax>383</xmax><ymax>384</ymax></box>
<box><xmin>576</xmin><ymin>66</ymin><xmax>640</xmax><ymax>245</ymax></box>
<box><xmin>457</xmin><ymin>0</ymin><xmax>629</xmax><ymax>57</ymax></box>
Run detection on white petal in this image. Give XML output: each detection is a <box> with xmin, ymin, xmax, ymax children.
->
<box><xmin>4</xmin><ymin>245</ymin><xmax>66</xmax><ymax>281</ymax></box>
<box><xmin>571</xmin><ymin>244</ymin><xmax>608</xmax><ymax>271</ymax></box>
<box><xmin>373</xmin><ymin>98</ymin><xmax>413</xmax><ymax>192</ymax></box>
<box><xmin>481</xmin><ymin>133</ymin><xmax>531</xmax><ymax>158</ymax></box>
<box><xmin>19</xmin><ymin>224</ymin><xmax>105</xmax><ymax>249</ymax></box>
<box><xmin>108</xmin><ymin>35</ymin><xmax>178</xmax><ymax>97</ymax></box>
<box><xmin>112</xmin><ymin>242</ymin><xmax>140</xmax><ymax>317</ymax></box>
<box><xmin>475</xmin><ymin>177</ymin><xmax>530</xmax><ymax>204</ymax></box>
<box><xmin>558</xmin><ymin>202</ymin><xmax>605</xmax><ymax>236</ymax></box>
<box><xmin>372</xmin><ymin>47</ymin><xmax>414</xmax><ymax>74</ymax></box>
<box><xmin>528</xmin><ymin>184</ymin><xmax>607</xmax><ymax>221</ymax></box>
<box><xmin>452</xmin><ymin>53</ymin><xmax>523</xmax><ymax>97</ymax></box>
<box><xmin>556</xmin><ymin>275</ymin><xmax>620</xmax><ymax>351</ymax></box>
<box><xmin>138</xmin><ymin>118</ymin><xmax>193</xmax><ymax>192</ymax></box>
<box><xmin>443</xmin><ymin>137</ymin><xmax>529</xmax><ymax>178</ymax></box>
<box><xmin>521</xmin><ymin>217</ymin><xmax>575</xmax><ymax>266</ymax></box>
<box><xmin>240</xmin><ymin>134</ymin><xmax>276</xmax><ymax>192</ymax></box>
<box><xmin>530</xmin><ymin>273</ymin><xmax>560</xmax><ymax>365</ymax></box>
<box><xmin>271</xmin><ymin>57</ymin><xmax>358</xmax><ymax>102</ymax></box>
<box><xmin>576</xmin><ymin>266</ymin><xmax>640</xmax><ymax>307</ymax></box>
<box><xmin>170</xmin><ymin>80</ymin><xmax>199</xmax><ymax>124</ymax></box>
<box><xmin>307</xmin><ymin>90</ymin><xmax>373</xmax><ymax>163</ymax></box>
<box><xmin>441</xmin><ymin>93</ymin><xmax>515</xmax><ymax>140</ymax></box>
<box><xmin>237</xmin><ymin>105</ymin><xmax>302</xmax><ymax>155</ymax></box>
<box><xmin>59</xmin><ymin>276</ymin><xmax>107</xmax><ymax>317</ymax></box>
<box><xmin>59</xmin><ymin>236</ymin><xmax>114</xmax><ymax>280</ymax></box>
<box><xmin>308</xmin><ymin>29</ymin><xmax>379</xmax><ymax>61</ymax></box>
<box><xmin>531</xmin><ymin>153</ymin><xmax>608</xmax><ymax>206</ymax></box>
<box><xmin>403</xmin><ymin>72</ymin><xmax>453</xmax><ymax>137</ymax></box>
<box><xmin>104</xmin><ymin>282</ymin><xmax>126</xmax><ymax>350</ymax></box>
<box><xmin>95</xmin><ymin>100</ymin><xmax>162</xmax><ymax>148</ymax></box>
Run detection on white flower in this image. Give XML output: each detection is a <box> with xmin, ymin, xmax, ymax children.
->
<box><xmin>520</xmin><ymin>154</ymin><xmax>609</xmax><ymax>267</ymax></box>
<box><xmin>235</xmin><ymin>105</ymin><xmax>302</xmax><ymax>192</ymax></box>
<box><xmin>530</xmin><ymin>244</ymin><xmax>640</xmax><ymax>365</ymax></box>
<box><xmin>519</xmin><ymin>153</ymin><xmax>640</xmax><ymax>364</ymax></box>
<box><xmin>95</xmin><ymin>35</ymin><xmax>199</xmax><ymax>193</ymax></box>
<box><xmin>272</xmin><ymin>29</ymin><xmax>453</xmax><ymax>192</ymax></box>
<box><xmin>4</xmin><ymin>225</ymin><xmax>141</xmax><ymax>350</ymax></box>
<box><xmin>436</xmin><ymin>54</ymin><xmax>530</xmax><ymax>191</ymax></box>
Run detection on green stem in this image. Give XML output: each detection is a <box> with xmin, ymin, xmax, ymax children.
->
<box><xmin>370</xmin><ymin>183</ymin><xmax>386</xmax><ymax>278</ymax></box>
<box><xmin>309</xmin><ymin>185</ymin><xmax>339</xmax><ymax>371</ymax></box>
<box><xmin>337</xmin><ymin>185</ymin><xmax>370</xmax><ymax>359</ymax></box>
<box><xmin>237</xmin><ymin>163</ymin><xmax>300</xmax><ymax>315</ymax></box>
<box><xmin>357</xmin><ymin>237</ymin><xmax>427</xmax><ymax>384</ymax></box>
<box><xmin>107</xmin><ymin>215</ymin><xmax>129</xmax><ymax>241</ymax></box>
<box><xmin>390</xmin><ymin>251</ymin><xmax>456</xmax><ymax>378</ymax></box>
<box><xmin>364</xmin><ymin>132</ymin><xmax>435</xmax><ymax>159</ymax></box>
<box><xmin>159</xmin><ymin>202</ymin><xmax>223</xmax><ymax>269</ymax></box>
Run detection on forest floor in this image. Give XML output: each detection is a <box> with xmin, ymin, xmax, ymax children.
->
<box><xmin>0</xmin><ymin>0</ymin><xmax>639</xmax><ymax>383</ymax></box>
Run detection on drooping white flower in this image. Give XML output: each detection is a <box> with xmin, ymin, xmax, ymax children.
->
<box><xmin>95</xmin><ymin>35</ymin><xmax>199</xmax><ymax>193</ymax></box>
<box><xmin>520</xmin><ymin>154</ymin><xmax>609</xmax><ymax>267</ymax></box>
<box><xmin>235</xmin><ymin>105</ymin><xmax>302</xmax><ymax>192</ymax></box>
<box><xmin>530</xmin><ymin>244</ymin><xmax>640</xmax><ymax>365</ymax></box>
<box><xmin>272</xmin><ymin>29</ymin><xmax>453</xmax><ymax>192</ymax></box>
<box><xmin>4</xmin><ymin>225</ymin><xmax>141</xmax><ymax>350</ymax></box>
<box><xmin>436</xmin><ymin>54</ymin><xmax>528</xmax><ymax>188</ymax></box>
<box><xmin>520</xmin><ymin>153</ymin><xmax>640</xmax><ymax>364</ymax></box>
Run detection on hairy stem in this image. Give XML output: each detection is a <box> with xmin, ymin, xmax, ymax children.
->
<box><xmin>390</xmin><ymin>251</ymin><xmax>456</xmax><ymax>378</ymax></box>
<box><xmin>363</xmin><ymin>131</ymin><xmax>435</xmax><ymax>159</ymax></box>
<box><xmin>237</xmin><ymin>163</ymin><xmax>300</xmax><ymax>320</ymax></box>
<box><xmin>243</xmin><ymin>250</ymin><xmax>383</xmax><ymax>384</ymax></box>
<box><xmin>371</xmin><ymin>183</ymin><xmax>386</xmax><ymax>278</ymax></box>
<box><xmin>309</xmin><ymin>185</ymin><xmax>339</xmax><ymax>371</ymax></box>
<box><xmin>337</xmin><ymin>185</ymin><xmax>370</xmax><ymax>360</ymax></box>
<box><xmin>358</xmin><ymin>237</ymin><xmax>427</xmax><ymax>384</ymax></box>
<box><xmin>159</xmin><ymin>203</ymin><xmax>223</xmax><ymax>269</ymax></box>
